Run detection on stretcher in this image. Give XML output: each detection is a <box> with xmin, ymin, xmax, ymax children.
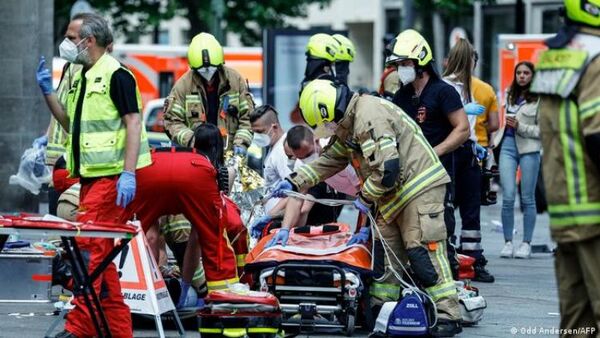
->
<box><xmin>245</xmin><ymin>223</ymin><xmax>372</xmax><ymax>336</ymax></box>
<box><xmin>0</xmin><ymin>214</ymin><xmax>138</xmax><ymax>338</ymax></box>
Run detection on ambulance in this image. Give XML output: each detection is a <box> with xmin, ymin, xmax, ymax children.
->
<box><xmin>52</xmin><ymin>45</ymin><xmax>263</xmax><ymax>148</ymax></box>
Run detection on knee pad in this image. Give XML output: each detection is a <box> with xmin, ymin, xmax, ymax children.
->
<box><xmin>406</xmin><ymin>247</ymin><xmax>438</xmax><ymax>287</ymax></box>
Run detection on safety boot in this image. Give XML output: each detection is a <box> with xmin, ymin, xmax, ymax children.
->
<box><xmin>430</xmin><ymin>320</ymin><xmax>463</xmax><ymax>337</ymax></box>
<box><xmin>472</xmin><ymin>256</ymin><xmax>495</xmax><ymax>283</ymax></box>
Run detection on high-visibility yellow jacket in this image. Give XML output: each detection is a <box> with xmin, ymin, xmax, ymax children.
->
<box><xmin>65</xmin><ymin>53</ymin><xmax>151</xmax><ymax>178</ymax></box>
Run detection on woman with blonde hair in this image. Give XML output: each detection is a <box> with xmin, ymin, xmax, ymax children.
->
<box><xmin>442</xmin><ymin>38</ymin><xmax>496</xmax><ymax>283</ymax></box>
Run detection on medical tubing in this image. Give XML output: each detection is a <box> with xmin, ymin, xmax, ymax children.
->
<box><xmin>279</xmin><ymin>190</ymin><xmax>438</xmax><ymax>326</ymax></box>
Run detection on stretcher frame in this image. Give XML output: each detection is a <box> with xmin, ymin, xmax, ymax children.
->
<box><xmin>0</xmin><ymin>218</ymin><xmax>184</xmax><ymax>338</ymax></box>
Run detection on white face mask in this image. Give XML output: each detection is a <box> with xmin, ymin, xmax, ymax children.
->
<box><xmin>314</xmin><ymin>121</ymin><xmax>338</xmax><ymax>138</ymax></box>
<box><xmin>397</xmin><ymin>66</ymin><xmax>417</xmax><ymax>86</ymax></box>
<box><xmin>59</xmin><ymin>38</ymin><xmax>89</xmax><ymax>64</ymax></box>
<box><xmin>252</xmin><ymin>126</ymin><xmax>273</xmax><ymax>148</ymax></box>
<box><xmin>197</xmin><ymin>66</ymin><xmax>218</xmax><ymax>81</ymax></box>
<box><xmin>300</xmin><ymin>151</ymin><xmax>319</xmax><ymax>164</ymax></box>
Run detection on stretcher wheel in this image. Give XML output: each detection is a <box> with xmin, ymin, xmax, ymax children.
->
<box><xmin>344</xmin><ymin>313</ymin><xmax>355</xmax><ymax>336</ymax></box>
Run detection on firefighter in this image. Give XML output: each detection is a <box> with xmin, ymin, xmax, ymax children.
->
<box><xmin>272</xmin><ymin>79</ymin><xmax>463</xmax><ymax>336</ymax></box>
<box><xmin>530</xmin><ymin>0</ymin><xmax>600</xmax><ymax>334</ymax></box>
<box><xmin>37</xmin><ymin>13</ymin><xmax>151</xmax><ymax>338</ymax></box>
<box><xmin>332</xmin><ymin>33</ymin><xmax>356</xmax><ymax>85</ymax></box>
<box><xmin>164</xmin><ymin>32</ymin><xmax>254</xmax><ymax>154</ymax></box>
<box><xmin>303</xmin><ymin>33</ymin><xmax>339</xmax><ymax>85</ymax></box>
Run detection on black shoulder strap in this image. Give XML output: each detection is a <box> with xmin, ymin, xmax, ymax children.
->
<box><xmin>58</xmin><ymin>61</ymin><xmax>71</xmax><ymax>87</ymax></box>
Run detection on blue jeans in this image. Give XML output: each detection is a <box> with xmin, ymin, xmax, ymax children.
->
<box><xmin>499</xmin><ymin>136</ymin><xmax>541</xmax><ymax>242</ymax></box>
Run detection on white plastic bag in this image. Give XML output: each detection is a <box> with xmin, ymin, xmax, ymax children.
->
<box><xmin>9</xmin><ymin>146</ymin><xmax>51</xmax><ymax>194</ymax></box>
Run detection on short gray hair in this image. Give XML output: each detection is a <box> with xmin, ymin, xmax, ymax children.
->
<box><xmin>72</xmin><ymin>13</ymin><xmax>113</xmax><ymax>48</ymax></box>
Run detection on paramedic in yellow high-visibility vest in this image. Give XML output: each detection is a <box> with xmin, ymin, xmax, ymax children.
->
<box><xmin>36</xmin><ymin>13</ymin><xmax>152</xmax><ymax>338</ymax></box>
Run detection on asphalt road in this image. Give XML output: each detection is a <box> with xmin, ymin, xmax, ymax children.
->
<box><xmin>0</xmin><ymin>199</ymin><xmax>559</xmax><ymax>337</ymax></box>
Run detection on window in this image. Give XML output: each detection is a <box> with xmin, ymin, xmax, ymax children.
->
<box><xmin>385</xmin><ymin>9</ymin><xmax>402</xmax><ymax>35</ymax></box>
<box><xmin>158</xmin><ymin>30</ymin><xmax>169</xmax><ymax>45</ymax></box>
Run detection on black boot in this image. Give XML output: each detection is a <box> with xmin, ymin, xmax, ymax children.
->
<box><xmin>472</xmin><ymin>256</ymin><xmax>495</xmax><ymax>283</ymax></box>
<box><xmin>430</xmin><ymin>320</ymin><xmax>463</xmax><ymax>337</ymax></box>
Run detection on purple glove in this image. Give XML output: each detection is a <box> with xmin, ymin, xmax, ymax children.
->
<box><xmin>348</xmin><ymin>227</ymin><xmax>370</xmax><ymax>246</ymax></box>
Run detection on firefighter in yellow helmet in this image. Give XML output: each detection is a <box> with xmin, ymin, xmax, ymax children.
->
<box><xmin>332</xmin><ymin>33</ymin><xmax>355</xmax><ymax>85</ymax></box>
<box><xmin>302</xmin><ymin>33</ymin><xmax>339</xmax><ymax>85</ymax></box>
<box><xmin>164</xmin><ymin>32</ymin><xmax>254</xmax><ymax>153</ymax></box>
<box><xmin>530</xmin><ymin>0</ymin><xmax>600</xmax><ymax>334</ymax></box>
<box><xmin>271</xmin><ymin>79</ymin><xmax>463</xmax><ymax>337</ymax></box>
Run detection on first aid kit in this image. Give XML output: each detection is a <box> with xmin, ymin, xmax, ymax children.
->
<box><xmin>198</xmin><ymin>284</ymin><xmax>283</xmax><ymax>337</ymax></box>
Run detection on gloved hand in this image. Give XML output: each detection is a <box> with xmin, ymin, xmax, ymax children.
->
<box><xmin>270</xmin><ymin>179</ymin><xmax>293</xmax><ymax>198</ymax></box>
<box><xmin>347</xmin><ymin>227</ymin><xmax>371</xmax><ymax>246</ymax></box>
<box><xmin>250</xmin><ymin>215</ymin><xmax>272</xmax><ymax>239</ymax></box>
<box><xmin>176</xmin><ymin>280</ymin><xmax>191</xmax><ymax>309</ymax></box>
<box><xmin>36</xmin><ymin>56</ymin><xmax>53</xmax><ymax>95</ymax></box>
<box><xmin>353</xmin><ymin>196</ymin><xmax>371</xmax><ymax>214</ymax></box>
<box><xmin>474</xmin><ymin>144</ymin><xmax>488</xmax><ymax>161</ymax></box>
<box><xmin>464</xmin><ymin>102</ymin><xmax>485</xmax><ymax>116</ymax></box>
<box><xmin>32</xmin><ymin>135</ymin><xmax>48</xmax><ymax>149</ymax></box>
<box><xmin>265</xmin><ymin>228</ymin><xmax>289</xmax><ymax>248</ymax></box>
<box><xmin>116</xmin><ymin>171</ymin><xmax>136</xmax><ymax>208</ymax></box>
<box><xmin>233</xmin><ymin>145</ymin><xmax>247</xmax><ymax>156</ymax></box>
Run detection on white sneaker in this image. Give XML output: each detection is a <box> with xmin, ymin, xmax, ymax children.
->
<box><xmin>514</xmin><ymin>242</ymin><xmax>531</xmax><ymax>259</ymax></box>
<box><xmin>500</xmin><ymin>241</ymin><xmax>514</xmax><ymax>258</ymax></box>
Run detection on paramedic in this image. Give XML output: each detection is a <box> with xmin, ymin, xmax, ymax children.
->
<box><xmin>530</xmin><ymin>0</ymin><xmax>600</xmax><ymax>333</ymax></box>
<box><xmin>442</xmin><ymin>39</ymin><xmax>495</xmax><ymax>283</ymax></box>
<box><xmin>273</xmin><ymin>79</ymin><xmax>462</xmax><ymax>336</ymax></box>
<box><xmin>35</xmin><ymin>60</ymin><xmax>82</xmax><ymax>215</ymax></box>
<box><xmin>389</xmin><ymin>29</ymin><xmax>494</xmax><ymax>283</ymax></box>
<box><xmin>163</xmin><ymin>32</ymin><xmax>254</xmax><ymax>153</ymax></box>
<box><xmin>38</xmin><ymin>13</ymin><xmax>149</xmax><ymax>338</ymax></box>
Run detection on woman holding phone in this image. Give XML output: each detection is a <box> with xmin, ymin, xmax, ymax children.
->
<box><xmin>494</xmin><ymin>61</ymin><xmax>541</xmax><ymax>259</ymax></box>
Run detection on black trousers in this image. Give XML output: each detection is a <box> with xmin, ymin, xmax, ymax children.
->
<box><xmin>444</xmin><ymin>141</ymin><xmax>484</xmax><ymax>261</ymax></box>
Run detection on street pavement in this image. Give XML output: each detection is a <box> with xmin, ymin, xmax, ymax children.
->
<box><xmin>0</xmin><ymin>199</ymin><xmax>559</xmax><ymax>337</ymax></box>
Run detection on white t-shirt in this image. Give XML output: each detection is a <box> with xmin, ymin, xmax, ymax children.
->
<box><xmin>443</xmin><ymin>76</ymin><xmax>477</xmax><ymax>142</ymax></box>
<box><xmin>263</xmin><ymin>133</ymin><xmax>292</xmax><ymax>212</ymax></box>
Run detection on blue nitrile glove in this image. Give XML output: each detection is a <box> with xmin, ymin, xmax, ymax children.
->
<box><xmin>233</xmin><ymin>145</ymin><xmax>247</xmax><ymax>156</ymax></box>
<box><xmin>32</xmin><ymin>135</ymin><xmax>48</xmax><ymax>149</ymax></box>
<box><xmin>176</xmin><ymin>280</ymin><xmax>191</xmax><ymax>309</ymax></box>
<box><xmin>265</xmin><ymin>228</ymin><xmax>289</xmax><ymax>248</ymax></box>
<box><xmin>250</xmin><ymin>215</ymin><xmax>272</xmax><ymax>239</ymax></box>
<box><xmin>348</xmin><ymin>227</ymin><xmax>370</xmax><ymax>246</ymax></box>
<box><xmin>116</xmin><ymin>171</ymin><xmax>136</xmax><ymax>208</ymax></box>
<box><xmin>36</xmin><ymin>56</ymin><xmax>53</xmax><ymax>95</ymax></box>
<box><xmin>474</xmin><ymin>144</ymin><xmax>488</xmax><ymax>161</ymax></box>
<box><xmin>353</xmin><ymin>197</ymin><xmax>371</xmax><ymax>214</ymax></box>
<box><xmin>464</xmin><ymin>102</ymin><xmax>485</xmax><ymax>116</ymax></box>
<box><xmin>270</xmin><ymin>179</ymin><xmax>293</xmax><ymax>198</ymax></box>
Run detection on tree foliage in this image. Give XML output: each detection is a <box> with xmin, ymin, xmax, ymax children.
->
<box><xmin>54</xmin><ymin>0</ymin><xmax>331</xmax><ymax>46</ymax></box>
